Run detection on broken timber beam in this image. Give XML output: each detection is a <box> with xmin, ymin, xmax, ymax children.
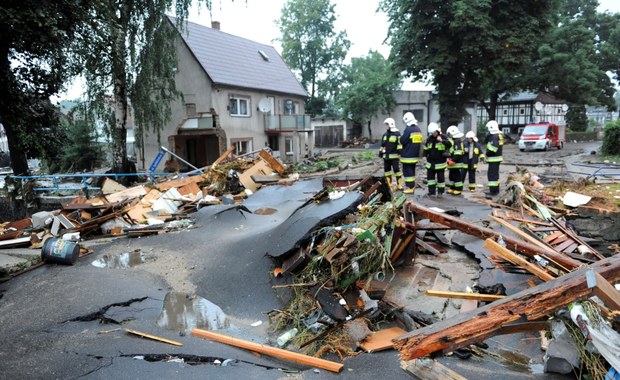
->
<box><xmin>405</xmin><ymin>202</ymin><xmax>581</xmax><ymax>271</ymax></box>
<box><xmin>483</xmin><ymin>239</ymin><xmax>555</xmax><ymax>282</ymax></box>
<box><xmin>425</xmin><ymin>290</ymin><xmax>505</xmax><ymax>302</ymax></box>
<box><xmin>191</xmin><ymin>329</ymin><xmax>343</xmax><ymax>373</ymax></box>
<box><xmin>393</xmin><ymin>253</ymin><xmax>620</xmax><ymax>361</ymax></box>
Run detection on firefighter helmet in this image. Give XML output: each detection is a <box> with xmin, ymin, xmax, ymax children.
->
<box><xmin>428</xmin><ymin>122</ymin><xmax>440</xmax><ymax>134</ymax></box>
<box><xmin>486</xmin><ymin>120</ymin><xmax>500</xmax><ymax>134</ymax></box>
<box><xmin>403</xmin><ymin>112</ymin><xmax>417</xmax><ymax>126</ymax></box>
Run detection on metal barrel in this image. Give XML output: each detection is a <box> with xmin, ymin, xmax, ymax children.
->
<box><xmin>41</xmin><ymin>238</ymin><xmax>79</xmax><ymax>265</ymax></box>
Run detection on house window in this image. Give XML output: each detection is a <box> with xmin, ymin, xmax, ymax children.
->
<box><xmin>229</xmin><ymin>95</ymin><xmax>251</xmax><ymax>117</ymax></box>
<box><xmin>284</xmin><ymin>99</ymin><xmax>299</xmax><ymax>115</ymax></box>
<box><xmin>285</xmin><ymin>137</ymin><xmax>294</xmax><ymax>156</ymax></box>
<box><xmin>186</xmin><ymin>103</ymin><xmax>196</xmax><ymax>117</ymax></box>
<box><xmin>232</xmin><ymin>139</ymin><xmax>252</xmax><ymax>155</ymax></box>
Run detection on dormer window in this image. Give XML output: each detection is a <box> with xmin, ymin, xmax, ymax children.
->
<box><xmin>258</xmin><ymin>50</ymin><xmax>269</xmax><ymax>61</ymax></box>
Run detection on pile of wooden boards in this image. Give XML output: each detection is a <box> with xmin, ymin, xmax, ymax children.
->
<box><xmin>394</xmin><ymin>202</ymin><xmax>620</xmax><ymax>368</ymax></box>
<box><xmin>0</xmin><ymin>149</ymin><xmax>288</xmax><ymax>249</ymax></box>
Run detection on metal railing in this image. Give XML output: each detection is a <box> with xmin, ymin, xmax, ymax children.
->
<box><xmin>7</xmin><ymin>172</ymin><xmax>170</xmax><ymax>193</ymax></box>
<box><xmin>567</xmin><ymin>163</ymin><xmax>620</xmax><ymax>180</ymax></box>
<box><xmin>264</xmin><ymin>114</ymin><xmax>312</xmax><ymax>131</ymax></box>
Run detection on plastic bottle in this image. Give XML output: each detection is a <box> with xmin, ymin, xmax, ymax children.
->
<box><xmin>276</xmin><ymin>328</ymin><xmax>298</xmax><ymax>347</ymax></box>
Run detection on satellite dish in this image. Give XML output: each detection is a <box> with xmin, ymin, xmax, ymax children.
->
<box><xmin>258</xmin><ymin>98</ymin><xmax>272</xmax><ymax>113</ymax></box>
<box><xmin>534</xmin><ymin>101</ymin><xmax>543</xmax><ymax>111</ymax></box>
<box><xmin>562</xmin><ymin>104</ymin><xmax>568</xmax><ymax>112</ymax></box>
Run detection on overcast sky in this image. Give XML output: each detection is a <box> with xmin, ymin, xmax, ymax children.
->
<box><xmin>58</xmin><ymin>0</ymin><xmax>620</xmax><ymax>99</ymax></box>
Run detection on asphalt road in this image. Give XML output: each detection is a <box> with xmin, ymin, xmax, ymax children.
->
<box><xmin>0</xmin><ymin>141</ymin><xmax>602</xmax><ymax>380</ymax></box>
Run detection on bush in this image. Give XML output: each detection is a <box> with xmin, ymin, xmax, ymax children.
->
<box><xmin>602</xmin><ymin>120</ymin><xmax>620</xmax><ymax>156</ymax></box>
<box><xmin>566</xmin><ymin>131</ymin><xmax>598</xmax><ymax>142</ymax></box>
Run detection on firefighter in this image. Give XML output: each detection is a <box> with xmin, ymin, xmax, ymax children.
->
<box><xmin>446</xmin><ymin>125</ymin><xmax>465</xmax><ymax>195</ymax></box>
<box><xmin>462</xmin><ymin>131</ymin><xmax>483</xmax><ymax>192</ymax></box>
<box><xmin>423</xmin><ymin>122</ymin><xmax>450</xmax><ymax>197</ymax></box>
<box><xmin>380</xmin><ymin>117</ymin><xmax>402</xmax><ymax>190</ymax></box>
<box><xmin>399</xmin><ymin>112</ymin><xmax>423</xmax><ymax>194</ymax></box>
<box><xmin>483</xmin><ymin>120</ymin><xmax>504</xmax><ymax>198</ymax></box>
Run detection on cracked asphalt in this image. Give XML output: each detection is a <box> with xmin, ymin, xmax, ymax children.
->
<box><xmin>0</xmin><ymin>142</ymin><xmax>601</xmax><ymax>379</ymax></box>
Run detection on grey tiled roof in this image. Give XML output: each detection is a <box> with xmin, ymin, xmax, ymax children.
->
<box><xmin>169</xmin><ymin>17</ymin><xmax>307</xmax><ymax>97</ymax></box>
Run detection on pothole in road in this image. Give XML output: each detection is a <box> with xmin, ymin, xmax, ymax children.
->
<box><xmin>157</xmin><ymin>292</ymin><xmax>229</xmax><ymax>334</ymax></box>
<box><xmin>91</xmin><ymin>249</ymin><xmax>146</xmax><ymax>269</ymax></box>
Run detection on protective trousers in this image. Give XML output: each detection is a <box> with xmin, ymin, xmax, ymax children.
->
<box><xmin>426</xmin><ymin>164</ymin><xmax>445</xmax><ymax>196</ymax></box>
<box><xmin>448</xmin><ymin>167</ymin><xmax>463</xmax><ymax>194</ymax></box>
<box><xmin>461</xmin><ymin>163</ymin><xmax>477</xmax><ymax>191</ymax></box>
<box><xmin>487</xmin><ymin>162</ymin><xmax>500</xmax><ymax>194</ymax></box>
<box><xmin>384</xmin><ymin>158</ymin><xmax>401</xmax><ymax>184</ymax></box>
<box><xmin>402</xmin><ymin>162</ymin><xmax>416</xmax><ymax>191</ymax></box>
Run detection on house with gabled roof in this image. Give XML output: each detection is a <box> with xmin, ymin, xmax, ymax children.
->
<box><xmin>139</xmin><ymin>17</ymin><xmax>310</xmax><ymax>171</ymax></box>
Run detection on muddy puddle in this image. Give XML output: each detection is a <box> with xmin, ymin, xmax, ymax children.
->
<box><xmin>157</xmin><ymin>292</ymin><xmax>229</xmax><ymax>334</ymax></box>
<box><xmin>253</xmin><ymin>207</ymin><xmax>278</xmax><ymax>215</ymax></box>
<box><xmin>91</xmin><ymin>250</ymin><xmax>145</xmax><ymax>269</ymax></box>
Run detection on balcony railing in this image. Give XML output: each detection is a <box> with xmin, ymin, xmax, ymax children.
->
<box><xmin>264</xmin><ymin>114</ymin><xmax>312</xmax><ymax>132</ymax></box>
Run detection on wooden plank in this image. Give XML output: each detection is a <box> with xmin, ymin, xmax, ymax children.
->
<box><xmin>155</xmin><ymin>174</ymin><xmax>208</xmax><ymax>192</ymax></box>
<box><xmin>554</xmin><ymin>238</ymin><xmax>577</xmax><ymax>253</ymax></box>
<box><xmin>177</xmin><ymin>182</ymin><xmax>201</xmax><ymax>197</ymax></box>
<box><xmin>401</xmin><ymin>358</ymin><xmax>467</xmax><ymax>380</ymax></box>
<box><xmin>258</xmin><ymin>149</ymin><xmax>286</xmax><ymax>175</ymax></box>
<box><xmin>405</xmin><ymin>202</ymin><xmax>581</xmax><ymax>271</ymax></box>
<box><xmin>124</xmin><ymin>328</ymin><xmax>182</xmax><ymax>346</ymax></box>
<box><xmin>238</xmin><ymin>160</ymin><xmax>272</xmax><ymax>193</ymax></box>
<box><xmin>191</xmin><ymin>329</ymin><xmax>343</xmax><ymax>373</ymax></box>
<box><xmin>0</xmin><ymin>236</ymin><xmax>31</xmax><ymax>247</ymax></box>
<box><xmin>359</xmin><ymin>326</ymin><xmax>407</xmax><ymax>353</ymax></box>
<box><xmin>543</xmin><ymin>231</ymin><xmax>564</xmax><ymax>243</ymax></box>
<box><xmin>393</xmin><ymin>254</ymin><xmax>620</xmax><ymax>361</ymax></box>
<box><xmin>562</xmin><ymin>243</ymin><xmax>579</xmax><ymax>254</ymax></box>
<box><xmin>483</xmin><ymin>239</ymin><xmax>555</xmax><ymax>282</ymax></box>
<box><xmin>101</xmin><ymin>178</ymin><xmax>127</xmax><ymax>194</ymax></box>
<box><xmin>105</xmin><ymin>185</ymin><xmax>147</xmax><ymax>204</ymax></box>
<box><xmin>587</xmin><ymin>270</ymin><xmax>620</xmax><ymax>311</ymax></box>
<box><xmin>488</xmin><ymin>216</ymin><xmax>552</xmax><ymax>253</ymax></box>
<box><xmin>425</xmin><ymin>290</ymin><xmax>506</xmax><ymax>302</ymax></box>
<box><xmin>210</xmin><ymin>146</ymin><xmax>235</xmax><ymax>169</ymax></box>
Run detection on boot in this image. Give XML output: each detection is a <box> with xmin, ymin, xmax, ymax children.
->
<box><xmin>403</xmin><ymin>187</ymin><xmax>414</xmax><ymax>194</ymax></box>
<box><xmin>397</xmin><ymin>177</ymin><xmax>404</xmax><ymax>190</ymax></box>
<box><xmin>385</xmin><ymin>177</ymin><xmax>392</xmax><ymax>188</ymax></box>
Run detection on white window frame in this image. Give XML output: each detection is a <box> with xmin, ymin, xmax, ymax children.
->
<box><xmin>285</xmin><ymin>137</ymin><xmax>294</xmax><ymax>156</ymax></box>
<box><xmin>229</xmin><ymin>95</ymin><xmax>251</xmax><ymax>117</ymax></box>
<box><xmin>232</xmin><ymin>139</ymin><xmax>253</xmax><ymax>155</ymax></box>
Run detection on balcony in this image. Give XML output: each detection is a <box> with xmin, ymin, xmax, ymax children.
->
<box><xmin>264</xmin><ymin>114</ymin><xmax>312</xmax><ymax>132</ymax></box>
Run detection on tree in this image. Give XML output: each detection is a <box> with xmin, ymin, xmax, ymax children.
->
<box><xmin>0</xmin><ymin>0</ymin><xmax>88</xmax><ymax>175</ymax></box>
<box><xmin>277</xmin><ymin>0</ymin><xmax>350</xmax><ymax>116</ymax></box>
<box><xmin>602</xmin><ymin>119</ymin><xmax>620</xmax><ymax>156</ymax></box>
<box><xmin>75</xmin><ymin>0</ymin><xmax>207</xmax><ymax>175</ymax></box>
<box><xmin>336</xmin><ymin>50</ymin><xmax>402</xmax><ymax>136</ymax></box>
<box><xmin>381</xmin><ymin>0</ymin><xmax>558</xmax><ymax>128</ymax></box>
<box><xmin>534</xmin><ymin>0</ymin><xmax>616</xmax><ymax>110</ymax></box>
<box><xmin>59</xmin><ymin>102</ymin><xmax>102</xmax><ymax>172</ymax></box>
<box><xmin>565</xmin><ymin>105</ymin><xmax>588</xmax><ymax>132</ymax></box>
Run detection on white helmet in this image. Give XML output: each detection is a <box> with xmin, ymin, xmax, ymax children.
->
<box><xmin>427</xmin><ymin>122</ymin><xmax>440</xmax><ymax>134</ymax></box>
<box><xmin>465</xmin><ymin>130</ymin><xmax>478</xmax><ymax>142</ymax></box>
<box><xmin>384</xmin><ymin>118</ymin><xmax>395</xmax><ymax>129</ymax></box>
<box><xmin>486</xmin><ymin>120</ymin><xmax>500</xmax><ymax>134</ymax></box>
<box><xmin>447</xmin><ymin>125</ymin><xmax>463</xmax><ymax>138</ymax></box>
<box><xmin>403</xmin><ymin>112</ymin><xmax>417</xmax><ymax>126</ymax></box>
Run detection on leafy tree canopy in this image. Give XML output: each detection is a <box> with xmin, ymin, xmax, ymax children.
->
<box><xmin>0</xmin><ymin>0</ymin><xmax>90</xmax><ymax>175</ymax></box>
<box><xmin>277</xmin><ymin>0</ymin><xmax>350</xmax><ymax>116</ymax></box>
<box><xmin>336</xmin><ymin>50</ymin><xmax>402</xmax><ymax>134</ymax></box>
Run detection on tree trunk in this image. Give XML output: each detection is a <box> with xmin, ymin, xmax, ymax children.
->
<box><xmin>0</xmin><ymin>44</ymin><xmax>29</xmax><ymax>176</ymax></box>
<box><xmin>110</xmin><ymin>6</ymin><xmax>130</xmax><ymax>175</ymax></box>
<box><xmin>488</xmin><ymin>91</ymin><xmax>499</xmax><ymax>121</ymax></box>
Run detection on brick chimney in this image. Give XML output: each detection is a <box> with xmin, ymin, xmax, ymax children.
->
<box><xmin>211</xmin><ymin>21</ymin><xmax>220</xmax><ymax>30</ymax></box>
